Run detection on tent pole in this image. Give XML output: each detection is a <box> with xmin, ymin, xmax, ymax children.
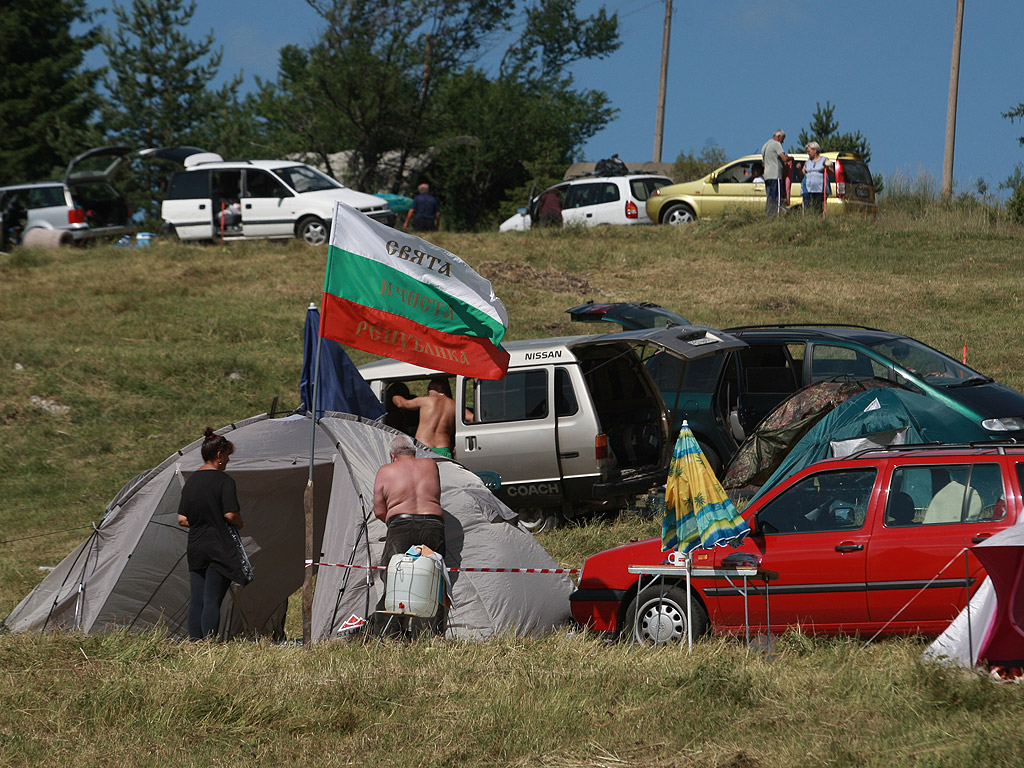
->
<box><xmin>965</xmin><ymin>548</ymin><xmax>973</xmax><ymax>665</ymax></box>
<box><xmin>303</xmin><ymin>330</ymin><xmax>325</xmax><ymax>648</ymax></box>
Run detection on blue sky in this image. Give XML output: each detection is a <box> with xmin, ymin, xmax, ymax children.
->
<box><xmin>86</xmin><ymin>0</ymin><xmax>1024</xmax><ymax>197</ymax></box>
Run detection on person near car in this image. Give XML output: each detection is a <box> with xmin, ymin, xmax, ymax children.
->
<box><xmin>390</xmin><ymin>377</ymin><xmax>456</xmax><ymax>459</ymax></box>
<box><xmin>537</xmin><ymin>189</ymin><xmax>563</xmax><ymax>227</ymax></box>
<box><xmin>177</xmin><ymin>428</ymin><xmax>246</xmax><ymax>641</ymax></box>
<box><xmin>800</xmin><ymin>142</ymin><xmax>832</xmax><ymax>214</ymax></box>
<box><xmin>760</xmin><ymin>130</ymin><xmax>791</xmax><ymax>216</ymax></box>
<box><xmin>403</xmin><ymin>183</ymin><xmax>441</xmax><ymax>232</ymax></box>
<box><xmin>373</xmin><ymin>434</ymin><xmax>447</xmax><ymax>634</ymax></box>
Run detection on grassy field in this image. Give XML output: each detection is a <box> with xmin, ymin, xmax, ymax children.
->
<box><xmin>2</xmin><ymin>201</ymin><xmax>1024</xmax><ymax>766</ymax></box>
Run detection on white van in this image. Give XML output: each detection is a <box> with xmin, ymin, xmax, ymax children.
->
<box><xmin>140</xmin><ymin>146</ymin><xmax>396</xmax><ymax>245</ymax></box>
<box><xmin>359</xmin><ymin>326</ymin><xmax>745</xmax><ymax>531</ymax></box>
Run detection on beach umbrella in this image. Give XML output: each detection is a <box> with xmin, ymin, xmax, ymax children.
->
<box><xmin>663</xmin><ymin>421</ymin><xmax>750</xmax><ymax>556</ymax></box>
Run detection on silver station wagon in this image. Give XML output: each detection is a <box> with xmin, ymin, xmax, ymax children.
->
<box><xmin>359</xmin><ymin>326</ymin><xmax>745</xmax><ymax>531</ymax></box>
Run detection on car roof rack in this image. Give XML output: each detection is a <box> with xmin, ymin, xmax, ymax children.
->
<box><xmin>844</xmin><ymin>440</ymin><xmax>1022</xmax><ymax>461</ymax></box>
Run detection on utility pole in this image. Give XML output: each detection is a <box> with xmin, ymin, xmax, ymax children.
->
<box><xmin>653</xmin><ymin>0</ymin><xmax>673</xmax><ymax>163</ymax></box>
<box><xmin>941</xmin><ymin>0</ymin><xmax>965</xmax><ymax>198</ymax></box>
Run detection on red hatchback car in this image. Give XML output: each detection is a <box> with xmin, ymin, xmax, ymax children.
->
<box><xmin>570</xmin><ymin>444</ymin><xmax>1024</xmax><ymax>644</ymax></box>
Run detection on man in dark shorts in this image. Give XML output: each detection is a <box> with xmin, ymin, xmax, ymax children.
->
<box><xmin>403</xmin><ymin>183</ymin><xmax>441</xmax><ymax>232</ymax></box>
<box><xmin>373</xmin><ymin>434</ymin><xmax>447</xmax><ymax>634</ymax></box>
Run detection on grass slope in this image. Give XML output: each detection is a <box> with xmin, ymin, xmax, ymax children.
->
<box><xmin>2</xmin><ymin>206</ymin><xmax>1023</xmax><ymax>766</ymax></box>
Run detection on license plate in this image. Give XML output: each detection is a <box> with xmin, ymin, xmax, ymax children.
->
<box><xmin>856</xmin><ymin>187</ymin><xmax>869</xmax><ymax>199</ymax></box>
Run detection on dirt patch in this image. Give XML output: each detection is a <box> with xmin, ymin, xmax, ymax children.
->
<box><xmin>479</xmin><ymin>261</ymin><xmax>593</xmax><ymax>295</ymax></box>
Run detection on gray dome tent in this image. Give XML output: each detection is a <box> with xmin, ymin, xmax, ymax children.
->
<box><xmin>3</xmin><ymin>413</ymin><xmax>573</xmax><ymax>641</ymax></box>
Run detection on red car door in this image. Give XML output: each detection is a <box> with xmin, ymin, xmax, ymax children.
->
<box><xmin>711</xmin><ymin>466</ymin><xmax>878</xmax><ymax>634</ymax></box>
<box><xmin>866</xmin><ymin>460</ymin><xmax>1017</xmax><ymax>634</ymax></box>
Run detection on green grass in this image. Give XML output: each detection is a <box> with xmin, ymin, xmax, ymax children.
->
<box><xmin>2</xmin><ymin>202</ymin><xmax>1024</xmax><ymax>766</ymax></box>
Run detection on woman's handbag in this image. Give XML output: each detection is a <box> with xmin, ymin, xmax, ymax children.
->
<box><xmin>227</xmin><ymin>525</ymin><xmax>254</xmax><ymax>585</ymax></box>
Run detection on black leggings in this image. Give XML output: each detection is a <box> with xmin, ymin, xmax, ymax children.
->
<box><xmin>188</xmin><ymin>566</ymin><xmax>231</xmax><ymax>640</ymax></box>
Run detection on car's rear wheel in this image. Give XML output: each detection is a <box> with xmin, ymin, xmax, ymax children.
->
<box><xmin>696</xmin><ymin>440</ymin><xmax>722</xmax><ymax>477</ymax></box>
<box><xmin>297</xmin><ymin>216</ymin><xmax>329</xmax><ymax>246</ymax></box>
<box><xmin>517</xmin><ymin>507</ymin><xmax>562</xmax><ymax>534</ymax></box>
<box><xmin>623</xmin><ymin>584</ymin><xmax>709</xmax><ymax>645</ymax></box>
<box><xmin>662</xmin><ymin>204</ymin><xmax>696</xmax><ymax>225</ymax></box>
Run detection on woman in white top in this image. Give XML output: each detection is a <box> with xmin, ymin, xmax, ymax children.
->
<box><xmin>801</xmin><ymin>142</ymin><xmax>832</xmax><ymax>214</ymax></box>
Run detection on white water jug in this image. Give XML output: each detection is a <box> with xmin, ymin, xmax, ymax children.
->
<box><xmin>384</xmin><ymin>553</ymin><xmax>442</xmax><ymax>617</ymax></box>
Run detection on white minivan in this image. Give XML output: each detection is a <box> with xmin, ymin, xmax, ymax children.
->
<box><xmin>359</xmin><ymin>325</ymin><xmax>745</xmax><ymax>531</ymax></box>
<box><xmin>140</xmin><ymin>146</ymin><xmax>396</xmax><ymax>245</ymax></box>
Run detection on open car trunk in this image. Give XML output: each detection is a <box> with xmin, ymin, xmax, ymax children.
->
<box><xmin>571</xmin><ymin>325</ymin><xmax>748</xmax><ymax>498</ymax></box>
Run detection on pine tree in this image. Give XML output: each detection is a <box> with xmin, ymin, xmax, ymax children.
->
<box><xmin>0</xmin><ymin>0</ymin><xmax>102</xmax><ymax>186</ymax></box>
<box><xmin>99</xmin><ymin>0</ymin><xmax>241</xmax><ymax>223</ymax></box>
<box><xmin>797</xmin><ymin>101</ymin><xmax>871</xmax><ymax>163</ymax></box>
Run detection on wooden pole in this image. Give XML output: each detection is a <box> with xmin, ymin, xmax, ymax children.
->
<box><xmin>653</xmin><ymin>0</ymin><xmax>673</xmax><ymax>163</ymax></box>
<box><xmin>302</xmin><ymin>328</ymin><xmax>325</xmax><ymax>648</ymax></box>
<box><xmin>941</xmin><ymin>0</ymin><xmax>965</xmax><ymax>198</ymax></box>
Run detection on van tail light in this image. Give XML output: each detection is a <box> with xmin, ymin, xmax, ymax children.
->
<box><xmin>625</xmin><ymin>200</ymin><xmax>638</xmax><ymax>219</ymax></box>
<box><xmin>835</xmin><ymin>160</ymin><xmax>846</xmax><ymax>198</ymax></box>
<box><xmin>595</xmin><ymin>433</ymin><xmax>609</xmax><ymax>461</ymax></box>
<box><xmin>68</xmin><ymin>207</ymin><xmax>86</xmax><ymax>225</ymax></box>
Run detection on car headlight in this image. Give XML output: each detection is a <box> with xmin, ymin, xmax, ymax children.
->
<box><xmin>981</xmin><ymin>417</ymin><xmax>1024</xmax><ymax>432</ymax></box>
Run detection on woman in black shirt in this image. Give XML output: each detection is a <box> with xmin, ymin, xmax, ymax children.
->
<box><xmin>177</xmin><ymin>428</ymin><xmax>246</xmax><ymax>640</ymax></box>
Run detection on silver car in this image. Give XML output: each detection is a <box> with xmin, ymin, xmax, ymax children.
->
<box><xmin>359</xmin><ymin>326</ymin><xmax>746</xmax><ymax>531</ymax></box>
<box><xmin>0</xmin><ymin>146</ymin><xmax>135</xmax><ymax>246</ymax></box>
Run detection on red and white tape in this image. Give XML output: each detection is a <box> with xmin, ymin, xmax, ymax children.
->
<box><xmin>304</xmin><ymin>559</ymin><xmax>579</xmax><ymax>574</ymax></box>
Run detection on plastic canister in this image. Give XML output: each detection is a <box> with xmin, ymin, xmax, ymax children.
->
<box><xmin>384</xmin><ymin>553</ymin><xmax>441</xmax><ymax>617</ymax></box>
<box><xmin>136</xmin><ymin>232</ymin><xmax>154</xmax><ymax>247</ymax></box>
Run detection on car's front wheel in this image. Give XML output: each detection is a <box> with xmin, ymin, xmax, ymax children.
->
<box><xmin>662</xmin><ymin>204</ymin><xmax>697</xmax><ymax>225</ymax></box>
<box><xmin>517</xmin><ymin>507</ymin><xmax>563</xmax><ymax>534</ymax></box>
<box><xmin>297</xmin><ymin>216</ymin><xmax>329</xmax><ymax>246</ymax></box>
<box><xmin>623</xmin><ymin>584</ymin><xmax>709</xmax><ymax>645</ymax></box>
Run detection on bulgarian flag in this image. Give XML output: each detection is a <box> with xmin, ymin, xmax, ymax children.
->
<box><xmin>319</xmin><ymin>203</ymin><xmax>510</xmax><ymax>380</ymax></box>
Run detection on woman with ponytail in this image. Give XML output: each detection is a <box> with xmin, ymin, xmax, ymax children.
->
<box><xmin>177</xmin><ymin>427</ymin><xmax>246</xmax><ymax>640</ymax></box>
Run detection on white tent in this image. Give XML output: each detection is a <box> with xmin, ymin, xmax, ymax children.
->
<box><xmin>925</xmin><ymin>521</ymin><xmax>1024</xmax><ymax>669</ymax></box>
<box><xmin>3</xmin><ymin>413</ymin><xmax>573</xmax><ymax>641</ymax></box>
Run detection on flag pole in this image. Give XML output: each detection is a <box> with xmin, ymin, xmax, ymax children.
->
<box><xmin>303</xmin><ymin>305</ymin><xmax>325</xmax><ymax>648</ymax></box>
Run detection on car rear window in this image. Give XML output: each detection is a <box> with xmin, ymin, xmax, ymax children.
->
<box><xmin>840</xmin><ymin>161</ymin><xmax>872</xmax><ymax>185</ymax></box>
<box><xmin>28</xmin><ymin>186</ymin><xmax>66</xmax><ymax>208</ymax></box>
<box><xmin>890</xmin><ymin>463</ymin><xmax>1006</xmax><ymax>525</ymax></box>
<box><xmin>565</xmin><ymin>182</ymin><xmax>620</xmax><ymax>208</ymax></box>
<box><xmin>166</xmin><ymin>171</ymin><xmax>210</xmax><ymax>200</ymax></box>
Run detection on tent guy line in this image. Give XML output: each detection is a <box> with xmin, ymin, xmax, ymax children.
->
<box><xmin>306</xmin><ymin>560</ymin><xmax>580</xmax><ymax>574</ymax></box>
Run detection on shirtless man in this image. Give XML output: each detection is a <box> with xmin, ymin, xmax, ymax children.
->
<box><xmin>390</xmin><ymin>377</ymin><xmax>456</xmax><ymax>458</ymax></box>
<box><xmin>373</xmin><ymin>434</ymin><xmax>446</xmax><ymax>633</ymax></box>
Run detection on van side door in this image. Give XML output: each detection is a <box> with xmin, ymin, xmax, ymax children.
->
<box><xmin>242</xmin><ymin>169</ymin><xmax>295</xmax><ymax>238</ymax></box>
<box><xmin>162</xmin><ymin>170</ymin><xmax>215</xmax><ymax>240</ymax></box>
<box><xmin>457</xmin><ymin>368</ymin><xmax>563</xmax><ymax>509</ymax></box>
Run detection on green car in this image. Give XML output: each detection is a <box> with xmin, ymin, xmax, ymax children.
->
<box><xmin>568</xmin><ymin>305</ymin><xmax>1024</xmax><ymax>475</ymax></box>
<box><xmin>646</xmin><ymin>152</ymin><xmax>876</xmax><ymax>224</ymax></box>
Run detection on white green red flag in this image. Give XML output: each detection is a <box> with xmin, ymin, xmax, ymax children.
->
<box><xmin>320</xmin><ymin>203</ymin><xmax>510</xmax><ymax>380</ymax></box>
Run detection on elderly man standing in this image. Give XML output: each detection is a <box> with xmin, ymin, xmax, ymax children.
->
<box><xmin>761</xmin><ymin>129</ymin><xmax>791</xmax><ymax>216</ymax></box>
<box><xmin>373</xmin><ymin>434</ymin><xmax>447</xmax><ymax>634</ymax></box>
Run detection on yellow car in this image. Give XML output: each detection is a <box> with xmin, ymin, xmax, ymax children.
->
<box><xmin>646</xmin><ymin>151</ymin><xmax>876</xmax><ymax>224</ymax></box>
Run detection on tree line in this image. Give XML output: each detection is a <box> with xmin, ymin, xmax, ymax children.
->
<box><xmin>0</xmin><ymin>0</ymin><xmax>621</xmax><ymax>231</ymax></box>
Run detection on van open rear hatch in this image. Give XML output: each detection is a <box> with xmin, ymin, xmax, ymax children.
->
<box><xmin>569</xmin><ymin>326</ymin><xmax>747</xmax><ymax>495</ymax></box>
